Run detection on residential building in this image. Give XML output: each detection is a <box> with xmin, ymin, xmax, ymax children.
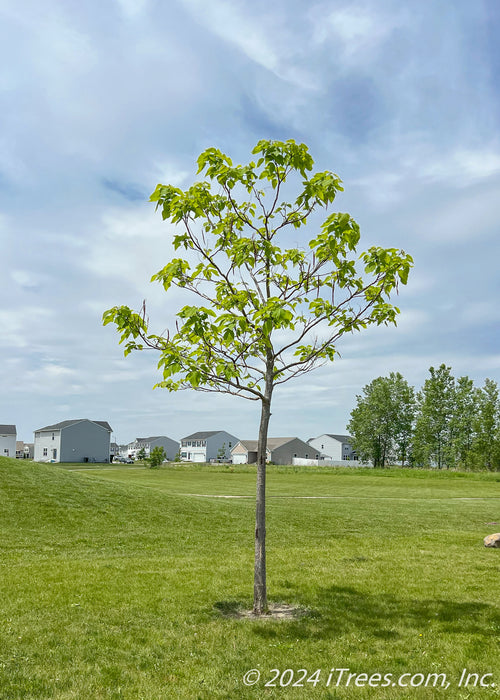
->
<box><xmin>34</xmin><ymin>419</ymin><xmax>112</xmax><ymax>463</ymax></box>
<box><xmin>127</xmin><ymin>436</ymin><xmax>179</xmax><ymax>460</ymax></box>
<box><xmin>307</xmin><ymin>434</ymin><xmax>357</xmax><ymax>461</ymax></box>
<box><xmin>180</xmin><ymin>431</ymin><xmax>239</xmax><ymax>462</ymax></box>
<box><xmin>231</xmin><ymin>437</ymin><xmax>321</xmax><ymax>465</ymax></box>
<box><xmin>0</xmin><ymin>425</ymin><xmax>17</xmax><ymax>458</ymax></box>
<box><xmin>16</xmin><ymin>441</ymin><xmax>34</xmax><ymax>459</ymax></box>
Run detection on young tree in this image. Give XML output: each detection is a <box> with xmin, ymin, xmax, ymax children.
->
<box><xmin>347</xmin><ymin>372</ymin><xmax>415</xmax><ymax>467</ymax></box>
<box><xmin>103</xmin><ymin>139</ymin><xmax>412</xmax><ymax>613</ymax></box>
<box><xmin>149</xmin><ymin>446</ymin><xmax>166</xmax><ymax>468</ymax></box>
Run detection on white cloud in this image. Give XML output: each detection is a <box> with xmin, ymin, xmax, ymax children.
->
<box><xmin>0</xmin><ymin>308</ymin><xmax>55</xmax><ymax>349</ymax></box>
<box><xmin>115</xmin><ymin>0</ymin><xmax>150</xmax><ymax>19</ymax></box>
<box><xmin>11</xmin><ymin>270</ymin><xmax>46</xmax><ymax>289</ymax></box>
<box><xmin>461</xmin><ymin>301</ymin><xmax>500</xmax><ymax>326</ymax></box>
<box><xmin>420</xmin><ymin>147</ymin><xmax>500</xmax><ymax>184</ymax></box>
<box><xmin>179</xmin><ymin>0</ymin><xmax>316</xmax><ymax>89</ymax></box>
<box><xmin>310</xmin><ymin>4</ymin><xmax>397</xmax><ymax>64</ymax></box>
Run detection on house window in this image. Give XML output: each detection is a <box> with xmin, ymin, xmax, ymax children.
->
<box><xmin>43</xmin><ymin>448</ymin><xmax>48</xmax><ymax>456</ymax></box>
<box><xmin>321</xmin><ymin>444</ymin><xmax>324</xmax><ymax>449</ymax></box>
<box><xmin>3</xmin><ymin>449</ymin><xmax>9</xmax><ymax>455</ymax></box>
<box><xmin>52</xmin><ymin>433</ymin><xmax>55</xmax><ymax>440</ymax></box>
<box><xmin>229</xmin><ymin>442</ymin><xmax>232</xmax><ymax>447</ymax></box>
<box><xmin>305</xmin><ymin>453</ymin><xmax>308</xmax><ymax>458</ymax></box>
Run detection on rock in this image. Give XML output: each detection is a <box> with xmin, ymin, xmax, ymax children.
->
<box><xmin>484</xmin><ymin>533</ymin><xmax>500</xmax><ymax>548</ymax></box>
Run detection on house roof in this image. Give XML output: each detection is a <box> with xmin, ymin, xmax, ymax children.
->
<box><xmin>308</xmin><ymin>434</ymin><xmax>352</xmax><ymax>444</ymax></box>
<box><xmin>134</xmin><ymin>436</ymin><xmax>174</xmax><ymax>443</ymax></box>
<box><xmin>233</xmin><ymin>437</ymin><xmax>299</xmax><ymax>452</ymax></box>
<box><xmin>0</xmin><ymin>424</ymin><xmax>16</xmax><ymax>434</ymax></box>
<box><xmin>35</xmin><ymin>419</ymin><xmax>112</xmax><ymax>432</ymax></box>
<box><xmin>181</xmin><ymin>431</ymin><xmax>224</xmax><ymax>440</ymax></box>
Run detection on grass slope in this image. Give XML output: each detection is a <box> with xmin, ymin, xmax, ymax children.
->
<box><xmin>1</xmin><ymin>456</ymin><xmax>500</xmax><ymax>699</ymax></box>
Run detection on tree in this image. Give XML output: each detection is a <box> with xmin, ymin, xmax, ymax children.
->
<box><xmin>449</xmin><ymin>375</ymin><xmax>476</xmax><ymax>469</ymax></box>
<box><xmin>103</xmin><ymin>139</ymin><xmax>412</xmax><ymax>614</ymax></box>
<box><xmin>149</xmin><ymin>446</ymin><xmax>166</xmax><ymax>468</ymax></box>
<box><xmin>413</xmin><ymin>365</ymin><xmax>455</xmax><ymax>468</ymax></box>
<box><xmin>217</xmin><ymin>443</ymin><xmax>227</xmax><ymax>461</ymax></box>
<box><xmin>347</xmin><ymin>372</ymin><xmax>415</xmax><ymax>467</ymax></box>
<box><xmin>472</xmin><ymin>378</ymin><xmax>500</xmax><ymax>470</ymax></box>
<box><xmin>137</xmin><ymin>447</ymin><xmax>147</xmax><ymax>461</ymax></box>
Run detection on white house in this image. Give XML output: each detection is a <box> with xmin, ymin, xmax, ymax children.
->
<box><xmin>231</xmin><ymin>437</ymin><xmax>321</xmax><ymax>465</ymax></box>
<box><xmin>127</xmin><ymin>436</ymin><xmax>179</xmax><ymax>460</ymax></box>
<box><xmin>180</xmin><ymin>431</ymin><xmax>239</xmax><ymax>462</ymax></box>
<box><xmin>307</xmin><ymin>434</ymin><xmax>357</xmax><ymax>461</ymax></box>
<box><xmin>34</xmin><ymin>419</ymin><xmax>112</xmax><ymax>463</ymax></box>
<box><xmin>0</xmin><ymin>425</ymin><xmax>17</xmax><ymax>458</ymax></box>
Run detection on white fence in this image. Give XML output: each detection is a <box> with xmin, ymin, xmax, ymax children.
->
<box><xmin>292</xmin><ymin>457</ymin><xmax>372</xmax><ymax>467</ymax></box>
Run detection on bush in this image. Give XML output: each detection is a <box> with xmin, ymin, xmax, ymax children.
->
<box><xmin>149</xmin><ymin>446</ymin><xmax>166</xmax><ymax>468</ymax></box>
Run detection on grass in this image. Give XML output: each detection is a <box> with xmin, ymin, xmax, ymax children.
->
<box><xmin>1</xmin><ymin>457</ymin><xmax>500</xmax><ymax>698</ymax></box>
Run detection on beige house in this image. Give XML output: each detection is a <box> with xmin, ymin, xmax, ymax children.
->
<box><xmin>231</xmin><ymin>437</ymin><xmax>320</xmax><ymax>465</ymax></box>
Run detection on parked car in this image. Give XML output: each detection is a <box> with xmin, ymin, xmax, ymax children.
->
<box><xmin>113</xmin><ymin>456</ymin><xmax>134</xmax><ymax>464</ymax></box>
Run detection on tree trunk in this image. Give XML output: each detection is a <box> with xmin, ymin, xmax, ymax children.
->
<box><xmin>253</xmin><ymin>354</ymin><xmax>273</xmax><ymax>615</ymax></box>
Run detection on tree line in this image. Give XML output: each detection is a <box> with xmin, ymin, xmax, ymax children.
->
<box><xmin>348</xmin><ymin>365</ymin><xmax>500</xmax><ymax>470</ymax></box>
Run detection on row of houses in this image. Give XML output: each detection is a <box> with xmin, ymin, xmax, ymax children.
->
<box><xmin>1</xmin><ymin>422</ymin><xmax>357</xmax><ymax>465</ymax></box>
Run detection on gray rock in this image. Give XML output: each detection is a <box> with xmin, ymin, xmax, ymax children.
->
<box><xmin>484</xmin><ymin>533</ymin><xmax>500</xmax><ymax>548</ymax></box>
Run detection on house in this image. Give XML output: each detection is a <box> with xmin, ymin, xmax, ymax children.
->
<box><xmin>117</xmin><ymin>444</ymin><xmax>129</xmax><ymax>458</ymax></box>
<box><xmin>34</xmin><ymin>419</ymin><xmax>112</xmax><ymax>463</ymax></box>
<box><xmin>180</xmin><ymin>431</ymin><xmax>239</xmax><ymax>462</ymax></box>
<box><xmin>16</xmin><ymin>441</ymin><xmax>34</xmax><ymax>459</ymax></box>
<box><xmin>231</xmin><ymin>437</ymin><xmax>321</xmax><ymax>465</ymax></box>
<box><xmin>307</xmin><ymin>434</ymin><xmax>357</xmax><ymax>461</ymax></box>
<box><xmin>0</xmin><ymin>425</ymin><xmax>17</xmax><ymax>458</ymax></box>
<box><xmin>127</xmin><ymin>436</ymin><xmax>179</xmax><ymax>460</ymax></box>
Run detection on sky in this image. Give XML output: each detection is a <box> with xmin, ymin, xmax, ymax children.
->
<box><xmin>1</xmin><ymin>0</ymin><xmax>500</xmax><ymax>445</ymax></box>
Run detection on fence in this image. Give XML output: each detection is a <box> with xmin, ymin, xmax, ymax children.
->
<box><xmin>291</xmin><ymin>457</ymin><xmax>372</xmax><ymax>467</ymax></box>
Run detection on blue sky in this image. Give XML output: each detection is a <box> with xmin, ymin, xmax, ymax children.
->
<box><xmin>1</xmin><ymin>0</ymin><xmax>499</xmax><ymax>445</ymax></box>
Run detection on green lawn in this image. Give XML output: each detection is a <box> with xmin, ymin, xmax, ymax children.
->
<box><xmin>1</xmin><ymin>457</ymin><xmax>499</xmax><ymax>699</ymax></box>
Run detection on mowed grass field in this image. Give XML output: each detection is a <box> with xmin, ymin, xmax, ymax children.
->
<box><xmin>1</xmin><ymin>458</ymin><xmax>500</xmax><ymax>699</ymax></box>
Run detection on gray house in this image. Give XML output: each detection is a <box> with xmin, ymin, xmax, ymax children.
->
<box><xmin>0</xmin><ymin>425</ymin><xmax>17</xmax><ymax>458</ymax></box>
<box><xmin>307</xmin><ymin>434</ymin><xmax>357</xmax><ymax>461</ymax></box>
<box><xmin>180</xmin><ymin>431</ymin><xmax>239</xmax><ymax>462</ymax></box>
<box><xmin>127</xmin><ymin>436</ymin><xmax>179</xmax><ymax>460</ymax></box>
<box><xmin>34</xmin><ymin>419</ymin><xmax>112</xmax><ymax>463</ymax></box>
<box><xmin>231</xmin><ymin>437</ymin><xmax>320</xmax><ymax>465</ymax></box>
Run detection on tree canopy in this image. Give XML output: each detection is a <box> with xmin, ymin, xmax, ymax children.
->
<box><xmin>103</xmin><ymin>139</ymin><xmax>413</xmax><ymax>613</ymax></box>
<box><xmin>348</xmin><ymin>372</ymin><xmax>415</xmax><ymax>467</ymax></box>
<box><xmin>349</xmin><ymin>365</ymin><xmax>500</xmax><ymax>470</ymax></box>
